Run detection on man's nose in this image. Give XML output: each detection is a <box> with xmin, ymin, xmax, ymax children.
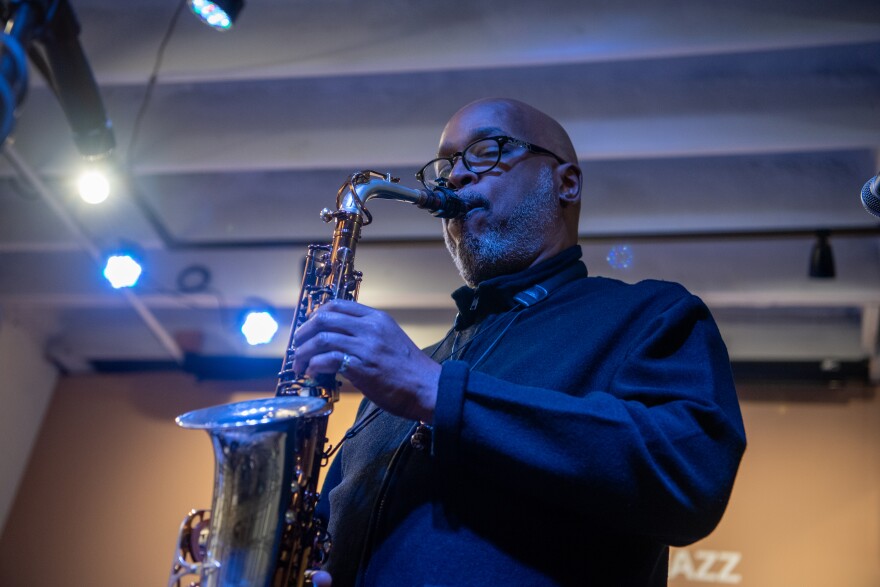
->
<box><xmin>446</xmin><ymin>157</ymin><xmax>478</xmax><ymax>189</ymax></box>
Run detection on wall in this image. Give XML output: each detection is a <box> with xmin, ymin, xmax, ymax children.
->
<box><xmin>0</xmin><ymin>316</ymin><xmax>57</xmax><ymax>534</ymax></box>
<box><xmin>669</xmin><ymin>384</ymin><xmax>880</xmax><ymax>587</ymax></box>
<box><xmin>0</xmin><ymin>374</ymin><xmax>878</xmax><ymax>587</ymax></box>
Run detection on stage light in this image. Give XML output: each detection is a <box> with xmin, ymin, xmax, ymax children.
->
<box><xmin>241</xmin><ymin>310</ymin><xmax>279</xmax><ymax>346</ymax></box>
<box><xmin>808</xmin><ymin>231</ymin><xmax>835</xmax><ymax>279</ymax></box>
<box><xmin>103</xmin><ymin>254</ymin><xmax>143</xmax><ymax>288</ymax></box>
<box><xmin>188</xmin><ymin>0</ymin><xmax>244</xmax><ymax>31</ymax></box>
<box><xmin>77</xmin><ymin>169</ymin><xmax>110</xmax><ymax>204</ymax></box>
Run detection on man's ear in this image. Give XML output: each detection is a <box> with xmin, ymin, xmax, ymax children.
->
<box><xmin>556</xmin><ymin>162</ymin><xmax>582</xmax><ymax>206</ymax></box>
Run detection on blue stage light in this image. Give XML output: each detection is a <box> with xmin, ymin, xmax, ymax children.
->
<box><xmin>103</xmin><ymin>254</ymin><xmax>142</xmax><ymax>288</ymax></box>
<box><xmin>188</xmin><ymin>0</ymin><xmax>243</xmax><ymax>31</ymax></box>
<box><xmin>241</xmin><ymin>310</ymin><xmax>279</xmax><ymax>345</ymax></box>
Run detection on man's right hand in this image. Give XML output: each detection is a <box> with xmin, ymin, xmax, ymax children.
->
<box><xmin>307</xmin><ymin>570</ymin><xmax>332</xmax><ymax>587</ymax></box>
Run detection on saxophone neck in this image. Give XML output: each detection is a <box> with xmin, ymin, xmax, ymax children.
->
<box><xmin>339</xmin><ymin>170</ymin><xmax>472</xmax><ymax>219</ymax></box>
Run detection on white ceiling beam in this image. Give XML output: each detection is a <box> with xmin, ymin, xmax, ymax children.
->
<box><xmin>7</xmin><ymin>108</ymin><xmax>877</xmax><ymax>177</ymax></box>
<box><xmin>73</xmin><ymin>1</ymin><xmax>880</xmax><ymax>85</ymax></box>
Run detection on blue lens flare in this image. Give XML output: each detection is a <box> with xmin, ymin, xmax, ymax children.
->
<box><xmin>606</xmin><ymin>245</ymin><xmax>634</xmax><ymax>270</ymax></box>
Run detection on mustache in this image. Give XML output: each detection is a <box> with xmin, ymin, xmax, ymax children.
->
<box><xmin>453</xmin><ymin>189</ymin><xmax>489</xmax><ymax>211</ymax></box>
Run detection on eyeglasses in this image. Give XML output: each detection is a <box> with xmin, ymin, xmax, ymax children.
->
<box><xmin>416</xmin><ymin>135</ymin><xmax>568</xmax><ymax>191</ymax></box>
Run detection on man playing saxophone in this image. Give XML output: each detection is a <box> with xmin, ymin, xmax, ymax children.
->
<box><xmin>293</xmin><ymin>98</ymin><xmax>746</xmax><ymax>586</ymax></box>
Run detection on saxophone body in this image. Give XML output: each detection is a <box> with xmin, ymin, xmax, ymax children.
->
<box><xmin>169</xmin><ymin>172</ymin><xmax>469</xmax><ymax>587</ymax></box>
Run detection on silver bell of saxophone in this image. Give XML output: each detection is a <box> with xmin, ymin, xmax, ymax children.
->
<box><xmin>169</xmin><ymin>172</ymin><xmax>471</xmax><ymax>587</ymax></box>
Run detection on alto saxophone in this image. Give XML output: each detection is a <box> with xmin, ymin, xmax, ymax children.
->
<box><xmin>168</xmin><ymin>171</ymin><xmax>470</xmax><ymax>587</ymax></box>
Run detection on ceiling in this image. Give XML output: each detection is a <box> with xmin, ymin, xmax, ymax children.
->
<box><xmin>1</xmin><ymin>0</ymin><xmax>879</xmax><ymax>382</ymax></box>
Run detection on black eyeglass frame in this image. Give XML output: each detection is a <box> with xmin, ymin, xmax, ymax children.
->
<box><xmin>416</xmin><ymin>135</ymin><xmax>568</xmax><ymax>191</ymax></box>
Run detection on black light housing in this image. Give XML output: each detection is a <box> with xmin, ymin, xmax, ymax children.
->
<box><xmin>809</xmin><ymin>230</ymin><xmax>836</xmax><ymax>279</ymax></box>
<box><xmin>187</xmin><ymin>0</ymin><xmax>244</xmax><ymax>31</ymax></box>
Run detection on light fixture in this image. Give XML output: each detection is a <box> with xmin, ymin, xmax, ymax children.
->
<box><xmin>240</xmin><ymin>299</ymin><xmax>279</xmax><ymax>346</ymax></box>
<box><xmin>103</xmin><ymin>253</ymin><xmax>143</xmax><ymax>288</ymax></box>
<box><xmin>809</xmin><ymin>231</ymin><xmax>835</xmax><ymax>279</ymax></box>
<box><xmin>77</xmin><ymin>168</ymin><xmax>110</xmax><ymax>204</ymax></box>
<box><xmin>188</xmin><ymin>0</ymin><xmax>244</xmax><ymax>31</ymax></box>
<box><xmin>242</xmin><ymin>312</ymin><xmax>278</xmax><ymax>345</ymax></box>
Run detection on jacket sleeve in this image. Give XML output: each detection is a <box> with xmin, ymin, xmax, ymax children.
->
<box><xmin>432</xmin><ymin>292</ymin><xmax>746</xmax><ymax>546</ymax></box>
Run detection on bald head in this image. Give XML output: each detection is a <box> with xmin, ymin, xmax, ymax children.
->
<box><xmin>446</xmin><ymin>98</ymin><xmax>578</xmax><ymax>165</ymax></box>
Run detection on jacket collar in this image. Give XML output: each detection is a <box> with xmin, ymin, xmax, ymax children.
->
<box><xmin>451</xmin><ymin>245</ymin><xmax>587</xmax><ymax>329</ymax></box>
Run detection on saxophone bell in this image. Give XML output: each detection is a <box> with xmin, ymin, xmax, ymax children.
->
<box><xmin>169</xmin><ymin>397</ymin><xmax>331</xmax><ymax>587</ymax></box>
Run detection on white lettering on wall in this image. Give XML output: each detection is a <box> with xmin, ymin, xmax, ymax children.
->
<box><xmin>669</xmin><ymin>549</ymin><xmax>742</xmax><ymax>584</ymax></box>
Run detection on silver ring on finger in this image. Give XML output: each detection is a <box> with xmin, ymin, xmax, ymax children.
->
<box><xmin>338</xmin><ymin>352</ymin><xmax>351</xmax><ymax>375</ymax></box>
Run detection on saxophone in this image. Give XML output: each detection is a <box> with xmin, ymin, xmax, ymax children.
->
<box><xmin>168</xmin><ymin>171</ymin><xmax>470</xmax><ymax>587</ymax></box>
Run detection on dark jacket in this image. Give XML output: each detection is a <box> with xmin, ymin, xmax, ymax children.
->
<box><xmin>319</xmin><ymin>246</ymin><xmax>746</xmax><ymax>586</ymax></box>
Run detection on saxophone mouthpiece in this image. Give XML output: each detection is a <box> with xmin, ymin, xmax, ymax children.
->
<box><xmin>420</xmin><ymin>185</ymin><xmax>473</xmax><ymax>219</ymax></box>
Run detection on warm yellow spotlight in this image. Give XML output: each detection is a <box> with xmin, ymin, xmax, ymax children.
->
<box><xmin>78</xmin><ymin>169</ymin><xmax>110</xmax><ymax>204</ymax></box>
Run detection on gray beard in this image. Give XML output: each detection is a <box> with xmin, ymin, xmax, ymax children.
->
<box><xmin>444</xmin><ymin>167</ymin><xmax>558</xmax><ymax>288</ymax></box>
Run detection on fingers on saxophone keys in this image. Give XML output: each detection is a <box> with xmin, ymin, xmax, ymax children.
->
<box><xmin>304</xmin><ymin>351</ymin><xmax>353</xmax><ymax>378</ymax></box>
<box><xmin>297</xmin><ymin>330</ymin><xmax>339</xmax><ymax>359</ymax></box>
<box><xmin>295</xmin><ymin>309</ymin><xmax>350</xmax><ymax>347</ymax></box>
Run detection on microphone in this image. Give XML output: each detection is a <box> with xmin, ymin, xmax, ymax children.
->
<box><xmin>1</xmin><ymin>0</ymin><xmax>115</xmax><ymax>158</ymax></box>
<box><xmin>862</xmin><ymin>174</ymin><xmax>880</xmax><ymax>219</ymax></box>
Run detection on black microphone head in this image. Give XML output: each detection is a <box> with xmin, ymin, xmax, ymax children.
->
<box><xmin>74</xmin><ymin>119</ymin><xmax>116</xmax><ymax>160</ymax></box>
<box><xmin>28</xmin><ymin>0</ymin><xmax>116</xmax><ymax>160</ymax></box>
<box><xmin>861</xmin><ymin>174</ymin><xmax>880</xmax><ymax>219</ymax></box>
